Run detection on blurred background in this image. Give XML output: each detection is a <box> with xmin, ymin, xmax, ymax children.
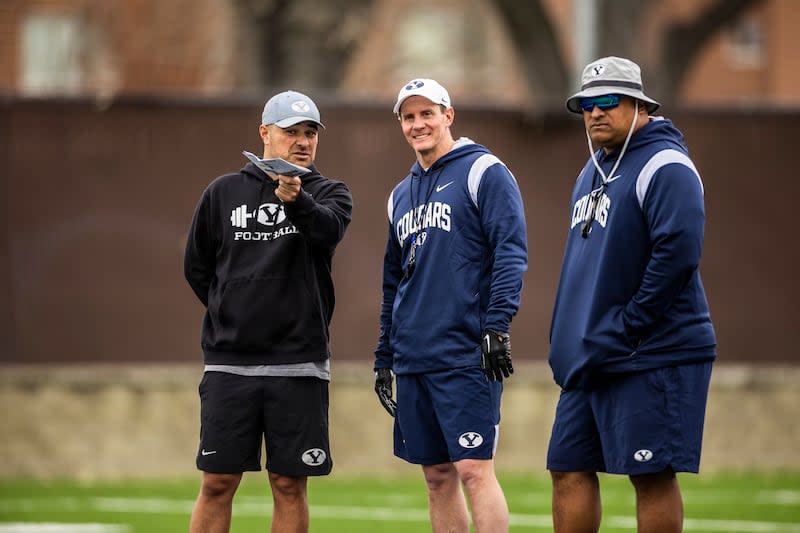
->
<box><xmin>1</xmin><ymin>0</ymin><xmax>798</xmax><ymax>479</ymax></box>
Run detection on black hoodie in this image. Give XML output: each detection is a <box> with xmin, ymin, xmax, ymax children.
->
<box><xmin>184</xmin><ymin>161</ymin><xmax>353</xmax><ymax>365</ymax></box>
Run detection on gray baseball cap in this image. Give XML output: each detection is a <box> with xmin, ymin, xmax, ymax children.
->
<box><xmin>566</xmin><ymin>56</ymin><xmax>660</xmax><ymax>114</ymax></box>
<box><xmin>261</xmin><ymin>90</ymin><xmax>325</xmax><ymax>129</ymax></box>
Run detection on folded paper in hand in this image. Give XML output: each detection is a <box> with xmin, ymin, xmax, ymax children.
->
<box><xmin>242</xmin><ymin>151</ymin><xmax>311</xmax><ymax>177</ymax></box>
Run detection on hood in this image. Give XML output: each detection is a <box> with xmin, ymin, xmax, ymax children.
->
<box><xmin>408</xmin><ymin>137</ymin><xmax>491</xmax><ymax>178</ymax></box>
<box><xmin>587</xmin><ymin>116</ymin><xmax>688</xmax><ymax>184</ymax></box>
<box><xmin>598</xmin><ymin>117</ymin><xmax>688</xmax><ymax>162</ymax></box>
<box><xmin>626</xmin><ymin>117</ymin><xmax>688</xmax><ymax>153</ymax></box>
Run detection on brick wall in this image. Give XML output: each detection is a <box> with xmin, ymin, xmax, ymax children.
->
<box><xmin>0</xmin><ymin>98</ymin><xmax>797</xmax><ymax>365</ymax></box>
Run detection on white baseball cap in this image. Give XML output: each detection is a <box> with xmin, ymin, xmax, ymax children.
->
<box><xmin>262</xmin><ymin>90</ymin><xmax>325</xmax><ymax>129</ymax></box>
<box><xmin>393</xmin><ymin>78</ymin><xmax>452</xmax><ymax>115</ymax></box>
<box><xmin>566</xmin><ymin>56</ymin><xmax>660</xmax><ymax>114</ymax></box>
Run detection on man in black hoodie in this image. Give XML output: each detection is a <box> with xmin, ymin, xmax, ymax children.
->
<box><xmin>184</xmin><ymin>90</ymin><xmax>352</xmax><ymax>533</ymax></box>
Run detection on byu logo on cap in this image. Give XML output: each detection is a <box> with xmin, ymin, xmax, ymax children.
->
<box><xmin>406</xmin><ymin>80</ymin><xmax>425</xmax><ymax>90</ymax></box>
<box><xmin>291</xmin><ymin>100</ymin><xmax>311</xmax><ymax>112</ymax></box>
<box><xmin>591</xmin><ymin>64</ymin><xmax>606</xmax><ymax>76</ymax></box>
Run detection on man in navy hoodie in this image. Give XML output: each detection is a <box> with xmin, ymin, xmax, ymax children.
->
<box><xmin>184</xmin><ymin>90</ymin><xmax>352</xmax><ymax>533</ymax></box>
<box><xmin>374</xmin><ymin>78</ymin><xmax>528</xmax><ymax>532</ymax></box>
<box><xmin>547</xmin><ymin>57</ymin><xmax>716</xmax><ymax>533</ymax></box>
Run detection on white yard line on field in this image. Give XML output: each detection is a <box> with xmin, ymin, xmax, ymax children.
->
<box><xmin>0</xmin><ymin>525</ymin><xmax>129</xmax><ymax>533</ymax></box>
<box><xmin>603</xmin><ymin>516</ymin><xmax>800</xmax><ymax>533</ymax></box>
<box><xmin>1</xmin><ymin>495</ymin><xmax>799</xmax><ymax>533</ymax></box>
<box><xmin>680</xmin><ymin>489</ymin><xmax>800</xmax><ymax>505</ymax></box>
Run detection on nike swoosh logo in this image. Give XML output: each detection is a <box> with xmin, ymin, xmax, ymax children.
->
<box><xmin>436</xmin><ymin>181</ymin><xmax>455</xmax><ymax>192</ymax></box>
<box><xmin>605</xmin><ymin>175</ymin><xmax>622</xmax><ymax>184</ymax></box>
<box><xmin>201</xmin><ymin>449</ymin><xmax>217</xmax><ymax>456</ymax></box>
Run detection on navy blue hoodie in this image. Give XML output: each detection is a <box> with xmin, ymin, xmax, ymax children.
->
<box><xmin>548</xmin><ymin>118</ymin><xmax>716</xmax><ymax>390</ymax></box>
<box><xmin>375</xmin><ymin>139</ymin><xmax>528</xmax><ymax>375</ymax></box>
<box><xmin>184</xmin><ymin>161</ymin><xmax>352</xmax><ymax>365</ymax></box>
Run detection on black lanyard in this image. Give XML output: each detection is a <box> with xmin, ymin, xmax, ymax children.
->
<box><xmin>404</xmin><ymin>168</ymin><xmax>443</xmax><ymax>277</ymax></box>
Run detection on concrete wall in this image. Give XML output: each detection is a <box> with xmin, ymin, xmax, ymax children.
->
<box><xmin>1</xmin><ymin>363</ymin><xmax>797</xmax><ymax>480</ymax></box>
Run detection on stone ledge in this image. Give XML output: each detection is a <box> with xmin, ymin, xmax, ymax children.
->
<box><xmin>1</xmin><ymin>362</ymin><xmax>798</xmax><ymax>479</ymax></box>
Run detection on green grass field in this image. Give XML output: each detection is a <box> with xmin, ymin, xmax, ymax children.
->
<box><xmin>1</xmin><ymin>471</ymin><xmax>799</xmax><ymax>532</ymax></box>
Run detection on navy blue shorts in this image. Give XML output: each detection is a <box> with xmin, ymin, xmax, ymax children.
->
<box><xmin>394</xmin><ymin>367</ymin><xmax>503</xmax><ymax>465</ymax></box>
<box><xmin>547</xmin><ymin>362</ymin><xmax>712</xmax><ymax>475</ymax></box>
<box><xmin>197</xmin><ymin>372</ymin><xmax>332</xmax><ymax>477</ymax></box>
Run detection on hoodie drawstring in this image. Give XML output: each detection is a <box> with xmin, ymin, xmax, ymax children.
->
<box><xmin>585</xmin><ymin>100</ymin><xmax>639</xmax><ymax>190</ymax></box>
<box><xmin>580</xmin><ymin>101</ymin><xmax>639</xmax><ymax>238</ymax></box>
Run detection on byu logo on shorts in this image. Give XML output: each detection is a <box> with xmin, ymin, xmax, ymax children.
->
<box><xmin>458</xmin><ymin>432</ymin><xmax>484</xmax><ymax>449</ymax></box>
<box><xmin>302</xmin><ymin>448</ymin><xmax>327</xmax><ymax>466</ymax></box>
<box><xmin>634</xmin><ymin>449</ymin><xmax>654</xmax><ymax>462</ymax></box>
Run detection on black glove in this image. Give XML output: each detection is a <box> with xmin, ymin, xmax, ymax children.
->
<box><xmin>374</xmin><ymin>368</ymin><xmax>397</xmax><ymax>417</ymax></box>
<box><xmin>481</xmin><ymin>329</ymin><xmax>513</xmax><ymax>382</ymax></box>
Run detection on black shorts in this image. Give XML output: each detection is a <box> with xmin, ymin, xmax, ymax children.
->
<box><xmin>196</xmin><ymin>372</ymin><xmax>332</xmax><ymax>476</ymax></box>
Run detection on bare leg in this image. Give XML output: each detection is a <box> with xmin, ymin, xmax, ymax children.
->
<box><xmin>189</xmin><ymin>472</ymin><xmax>242</xmax><ymax>533</ymax></box>
<box><xmin>422</xmin><ymin>462</ymin><xmax>470</xmax><ymax>533</ymax></box>
<box><xmin>268</xmin><ymin>472</ymin><xmax>309</xmax><ymax>533</ymax></box>
<box><xmin>550</xmin><ymin>470</ymin><xmax>601</xmax><ymax>533</ymax></box>
<box><xmin>454</xmin><ymin>458</ymin><xmax>509</xmax><ymax>533</ymax></box>
<box><xmin>630</xmin><ymin>468</ymin><xmax>683</xmax><ymax>533</ymax></box>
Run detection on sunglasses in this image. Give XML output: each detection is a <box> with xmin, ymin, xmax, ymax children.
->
<box><xmin>580</xmin><ymin>94</ymin><xmax>621</xmax><ymax>112</ymax></box>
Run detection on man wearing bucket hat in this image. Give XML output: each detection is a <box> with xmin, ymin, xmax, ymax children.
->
<box><xmin>547</xmin><ymin>57</ymin><xmax>716</xmax><ymax>532</ymax></box>
<box><xmin>373</xmin><ymin>78</ymin><xmax>527</xmax><ymax>532</ymax></box>
<box><xmin>184</xmin><ymin>90</ymin><xmax>352</xmax><ymax>532</ymax></box>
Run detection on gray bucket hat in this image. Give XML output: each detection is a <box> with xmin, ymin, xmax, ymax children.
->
<box><xmin>262</xmin><ymin>90</ymin><xmax>325</xmax><ymax>129</ymax></box>
<box><xmin>566</xmin><ymin>56</ymin><xmax>660</xmax><ymax>114</ymax></box>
